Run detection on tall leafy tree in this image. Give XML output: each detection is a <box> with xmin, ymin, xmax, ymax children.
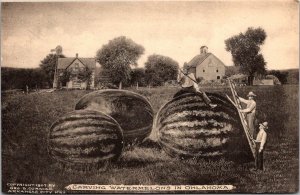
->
<box><xmin>39</xmin><ymin>53</ymin><xmax>65</xmax><ymax>86</ymax></box>
<box><xmin>96</xmin><ymin>36</ymin><xmax>145</xmax><ymax>87</ymax></box>
<box><xmin>225</xmin><ymin>27</ymin><xmax>267</xmax><ymax>85</ymax></box>
<box><xmin>145</xmin><ymin>54</ymin><xmax>179</xmax><ymax>86</ymax></box>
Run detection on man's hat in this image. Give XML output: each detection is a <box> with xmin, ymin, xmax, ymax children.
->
<box><xmin>259</xmin><ymin>122</ymin><xmax>268</xmax><ymax>130</ymax></box>
<box><xmin>247</xmin><ymin>91</ymin><xmax>256</xmax><ymax>97</ymax></box>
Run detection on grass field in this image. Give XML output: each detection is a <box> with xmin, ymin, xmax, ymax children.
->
<box><xmin>2</xmin><ymin>85</ymin><xmax>299</xmax><ymax>193</ymax></box>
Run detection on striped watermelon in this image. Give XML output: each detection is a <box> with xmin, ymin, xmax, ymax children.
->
<box><xmin>75</xmin><ymin>89</ymin><xmax>154</xmax><ymax>146</ymax></box>
<box><xmin>154</xmin><ymin>91</ymin><xmax>250</xmax><ymax>159</ymax></box>
<box><xmin>48</xmin><ymin>110</ymin><xmax>124</xmax><ymax>170</ymax></box>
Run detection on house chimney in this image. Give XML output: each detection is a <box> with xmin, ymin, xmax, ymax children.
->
<box><xmin>76</xmin><ymin>53</ymin><xmax>78</xmax><ymax>58</ymax></box>
<box><xmin>200</xmin><ymin>46</ymin><xmax>208</xmax><ymax>54</ymax></box>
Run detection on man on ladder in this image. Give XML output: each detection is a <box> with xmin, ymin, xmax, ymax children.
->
<box><xmin>226</xmin><ymin>80</ymin><xmax>256</xmax><ymax>159</ymax></box>
<box><xmin>176</xmin><ymin>68</ymin><xmax>217</xmax><ymax>109</ymax></box>
<box><xmin>237</xmin><ymin>91</ymin><xmax>257</xmax><ymax>138</ymax></box>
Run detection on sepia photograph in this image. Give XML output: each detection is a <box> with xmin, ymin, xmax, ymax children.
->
<box><xmin>1</xmin><ymin>0</ymin><xmax>299</xmax><ymax>193</ymax></box>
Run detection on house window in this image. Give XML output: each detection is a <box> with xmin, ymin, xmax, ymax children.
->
<box><xmin>74</xmin><ymin>63</ymin><xmax>79</xmax><ymax>71</ymax></box>
<box><xmin>217</xmin><ymin>76</ymin><xmax>220</xmax><ymax>79</ymax></box>
<box><xmin>216</xmin><ymin>69</ymin><xmax>219</xmax><ymax>72</ymax></box>
<box><xmin>203</xmin><ymin>69</ymin><xmax>205</xmax><ymax>72</ymax></box>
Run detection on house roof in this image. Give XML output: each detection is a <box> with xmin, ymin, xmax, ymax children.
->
<box><xmin>57</xmin><ymin>57</ymin><xmax>96</xmax><ymax>70</ymax></box>
<box><xmin>187</xmin><ymin>53</ymin><xmax>211</xmax><ymax>68</ymax></box>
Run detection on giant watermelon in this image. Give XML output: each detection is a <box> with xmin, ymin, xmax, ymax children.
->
<box><xmin>75</xmin><ymin>89</ymin><xmax>154</xmax><ymax>146</ymax></box>
<box><xmin>48</xmin><ymin>110</ymin><xmax>124</xmax><ymax>170</ymax></box>
<box><xmin>154</xmin><ymin>92</ymin><xmax>251</xmax><ymax>159</ymax></box>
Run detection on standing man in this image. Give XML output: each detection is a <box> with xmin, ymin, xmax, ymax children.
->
<box><xmin>176</xmin><ymin>69</ymin><xmax>217</xmax><ymax>109</ymax></box>
<box><xmin>238</xmin><ymin>91</ymin><xmax>256</xmax><ymax>138</ymax></box>
<box><xmin>253</xmin><ymin>122</ymin><xmax>268</xmax><ymax>171</ymax></box>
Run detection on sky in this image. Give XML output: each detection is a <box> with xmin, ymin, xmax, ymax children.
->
<box><xmin>1</xmin><ymin>1</ymin><xmax>299</xmax><ymax>70</ymax></box>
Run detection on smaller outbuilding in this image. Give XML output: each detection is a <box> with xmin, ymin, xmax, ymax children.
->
<box><xmin>253</xmin><ymin>79</ymin><xmax>274</xmax><ymax>86</ymax></box>
<box><xmin>228</xmin><ymin>73</ymin><xmax>249</xmax><ymax>86</ymax></box>
<box><xmin>265</xmin><ymin>75</ymin><xmax>281</xmax><ymax>85</ymax></box>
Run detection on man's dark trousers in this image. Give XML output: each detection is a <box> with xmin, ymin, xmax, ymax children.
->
<box><xmin>255</xmin><ymin>142</ymin><xmax>264</xmax><ymax>170</ymax></box>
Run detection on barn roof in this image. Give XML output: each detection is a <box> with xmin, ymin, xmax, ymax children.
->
<box><xmin>187</xmin><ymin>53</ymin><xmax>211</xmax><ymax>68</ymax></box>
<box><xmin>186</xmin><ymin>53</ymin><xmax>226</xmax><ymax>69</ymax></box>
<box><xmin>57</xmin><ymin>57</ymin><xmax>96</xmax><ymax>70</ymax></box>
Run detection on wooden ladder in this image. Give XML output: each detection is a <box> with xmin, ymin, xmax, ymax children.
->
<box><xmin>227</xmin><ymin>79</ymin><xmax>256</xmax><ymax>159</ymax></box>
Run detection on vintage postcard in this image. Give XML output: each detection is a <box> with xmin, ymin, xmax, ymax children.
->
<box><xmin>1</xmin><ymin>0</ymin><xmax>299</xmax><ymax>193</ymax></box>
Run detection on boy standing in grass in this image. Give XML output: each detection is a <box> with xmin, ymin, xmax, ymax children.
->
<box><xmin>253</xmin><ymin>122</ymin><xmax>268</xmax><ymax>171</ymax></box>
<box><xmin>26</xmin><ymin>85</ymin><xmax>29</xmax><ymax>94</ymax></box>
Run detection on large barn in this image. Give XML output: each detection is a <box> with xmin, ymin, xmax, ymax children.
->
<box><xmin>185</xmin><ymin>46</ymin><xmax>226</xmax><ymax>81</ymax></box>
<box><xmin>53</xmin><ymin>53</ymin><xmax>96</xmax><ymax>89</ymax></box>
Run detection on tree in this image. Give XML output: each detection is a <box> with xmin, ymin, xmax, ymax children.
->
<box><xmin>1</xmin><ymin>67</ymin><xmax>49</xmax><ymax>90</ymax></box>
<box><xmin>130</xmin><ymin>68</ymin><xmax>146</xmax><ymax>87</ymax></box>
<box><xmin>145</xmin><ymin>54</ymin><xmax>179</xmax><ymax>86</ymax></box>
<box><xmin>225</xmin><ymin>27</ymin><xmax>267</xmax><ymax>85</ymax></box>
<box><xmin>225</xmin><ymin>66</ymin><xmax>240</xmax><ymax>77</ymax></box>
<box><xmin>96</xmin><ymin>36</ymin><xmax>145</xmax><ymax>87</ymax></box>
<box><xmin>39</xmin><ymin>53</ymin><xmax>65</xmax><ymax>86</ymax></box>
<box><xmin>58</xmin><ymin>70</ymin><xmax>71</xmax><ymax>87</ymax></box>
